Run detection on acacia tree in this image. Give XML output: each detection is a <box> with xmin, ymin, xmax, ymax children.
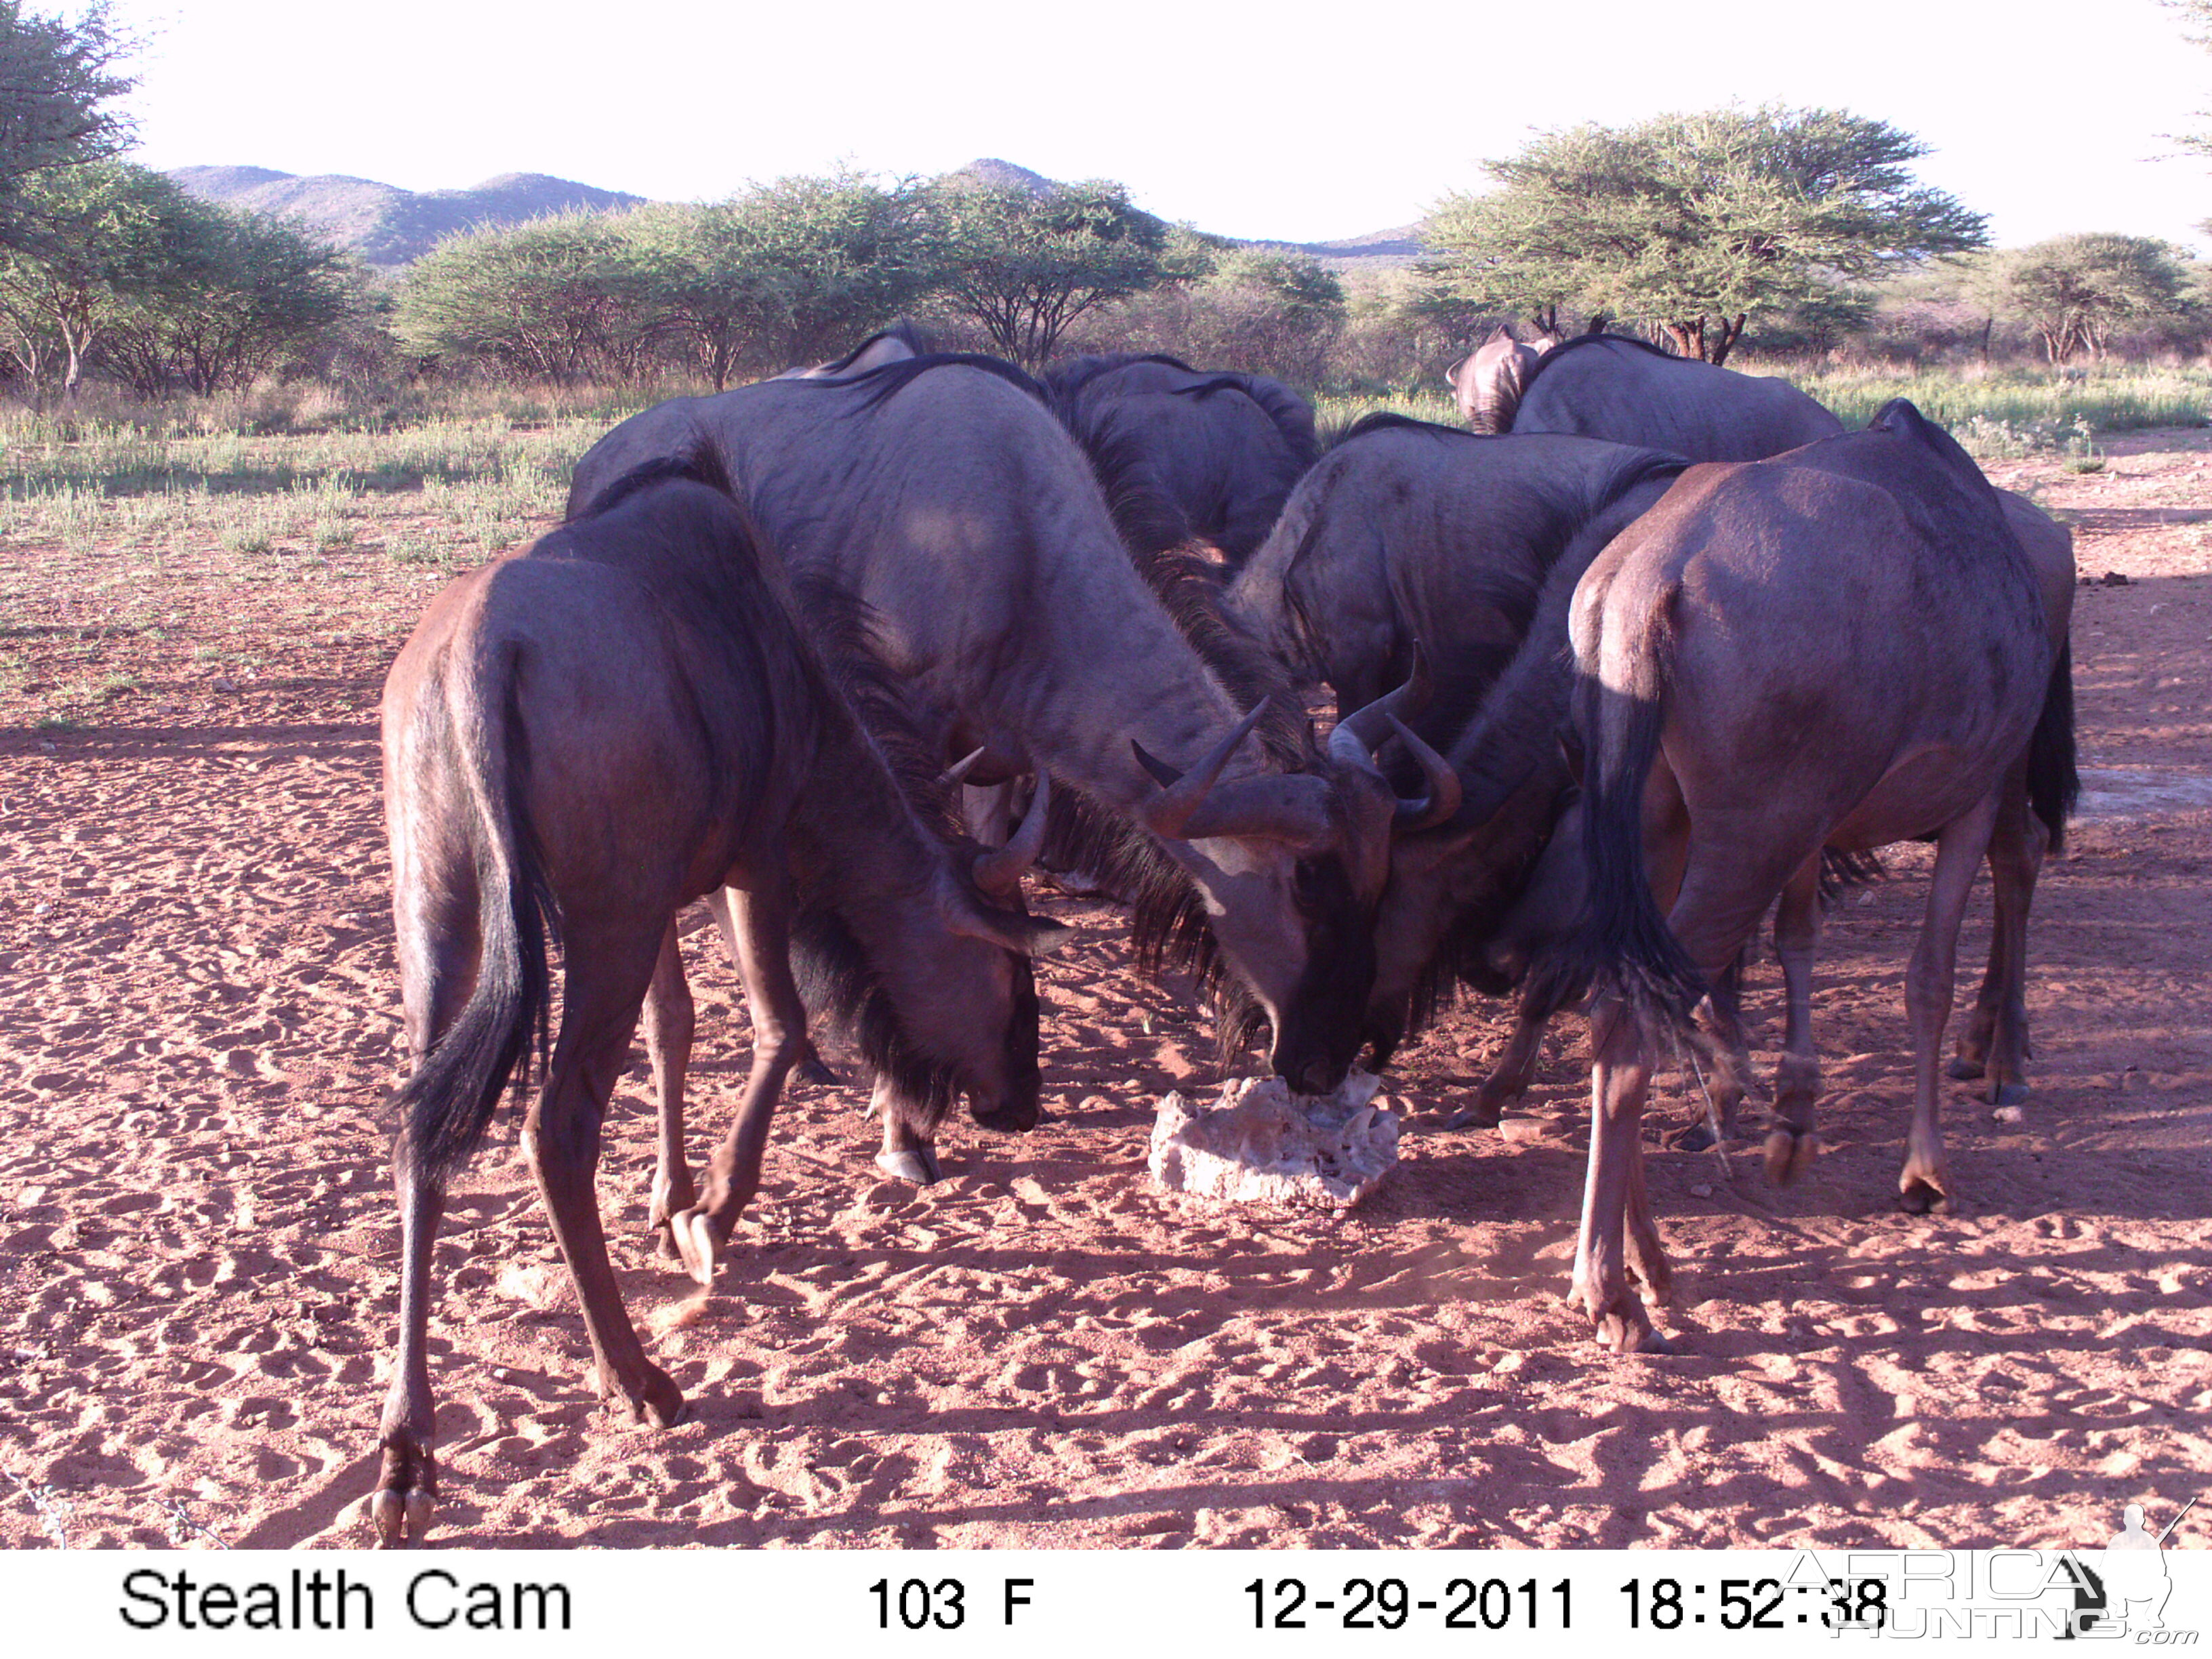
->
<box><xmin>396</xmin><ymin>213</ymin><xmax>661</xmax><ymax>383</ymax></box>
<box><xmin>1423</xmin><ymin>106</ymin><xmax>1988</xmax><ymax>364</ymax></box>
<box><xmin>100</xmin><ymin>196</ymin><xmax>354</xmax><ymax>397</ymax></box>
<box><xmin>1995</xmin><ymin>234</ymin><xmax>2194</xmax><ymax>364</ymax></box>
<box><xmin>0</xmin><ymin>1</ymin><xmax>134</xmax><ymax>251</ymax></box>
<box><xmin>630</xmin><ymin>174</ymin><xmax>937</xmax><ymax>387</ymax></box>
<box><xmin>0</xmin><ymin>159</ymin><xmax>171</xmax><ymax>405</ymax></box>
<box><xmin>930</xmin><ymin>179</ymin><xmax>1174</xmax><ymax>366</ymax></box>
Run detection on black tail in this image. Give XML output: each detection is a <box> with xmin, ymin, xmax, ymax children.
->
<box><xmin>392</xmin><ymin>652</ymin><xmax>554</xmax><ymax>1185</ymax></box>
<box><xmin>1525</xmin><ymin>590</ymin><xmax>1705</xmax><ymax>1029</ymax></box>
<box><xmin>2027</xmin><ymin>639</ymin><xmax>2079</xmax><ymax>853</ymax></box>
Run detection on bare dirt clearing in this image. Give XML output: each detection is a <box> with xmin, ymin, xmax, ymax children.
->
<box><xmin>1</xmin><ymin>434</ymin><xmax>2207</xmax><ymax>1549</ymax></box>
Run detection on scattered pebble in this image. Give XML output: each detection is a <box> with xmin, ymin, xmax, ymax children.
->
<box><xmin>1993</xmin><ymin>1105</ymin><xmax>2026</xmax><ymax>1124</ymax></box>
<box><xmin>1689</xmin><ymin>1183</ymin><xmax>1715</xmax><ymax>1198</ymax></box>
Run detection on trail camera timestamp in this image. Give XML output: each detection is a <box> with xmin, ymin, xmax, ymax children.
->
<box><xmin>1619</xmin><ymin>1576</ymin><xmax>1890</xmax><ymax>1631</ymax></box>
<box><xmin>1246</xmin><ymin>1576</ymin><xmax>1572</xmax><ymax>1631</ymax></box>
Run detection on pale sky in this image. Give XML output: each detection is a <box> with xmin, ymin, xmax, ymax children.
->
<box><xmin>91</xmin><ymin>0</ymin><xmax>2212</xmax><ymax>254</ymax></box>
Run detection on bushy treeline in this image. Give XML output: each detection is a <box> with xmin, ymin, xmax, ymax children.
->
<box><xmin>3</xmin><ymin>173</ymin><xmax>2208</xmax><ymax>418</ymax></box>
<box><xmin>0</xmin><ymin>161</ymin><xmax>361</xmax><ymax>408</ymax></box>
<box><xmin>388</xmin><ymin>173</ymin><xmax>1359</xmax><ymax>388</ymax></box>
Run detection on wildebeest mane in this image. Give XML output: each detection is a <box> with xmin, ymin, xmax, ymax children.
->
<box><xmin>831</xmin><ymin>351</ymin><xmax>1051</xmax><ymax>414</ymax></box>
<box><xmin>570</xmin><ymin>449</ymin><xmax>739</xmax><ymax>522</ymax></box>
<box><xmin>1049</xmin><ymin>386</ymin><xmax>1308</xmax><ymax>760</ymax></box>
<box><xmin>1041</xmin><ymin>351</ymin><xmax>1200</xmax><ymax>401</ymax></box>
<box><xmin>1513</xmin><ymin>331</ymin><xmax>1678</xmax><ymax>401</ymax></box>
<box><xmin>1167</xmin><ymin>373</ymin><xmax>1322</xmax><ymax>470</ymax></box>
<box><xmin>1329</xmin><ymin>410</ymin><xmax>1486</xmax><ymax>450</ymax></box>
<box><xmin>790</xmin><ymin>903</ymin><xmax>964</xmax><ymax>1133</ymax></box>
<box><xmin>813</xmin><ymin>319</ymin><xmax>935</xmax><ymax>376</ymax></box>
<box><xmin>1042</xmin><ymin>786</ymin><xmax>1273</xmax><ymax>1065</ymax></box>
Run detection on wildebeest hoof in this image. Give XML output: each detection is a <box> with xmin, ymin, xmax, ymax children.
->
<box><xmin>798</xmin><ymin>1055</ymin><xmax>839</xmax><ymax>1087</ymax></box>
<box><xmin>1670</xmin><ymin>1122</ymin><xmax>1718</xmax><ymax>1151</ymax></box>
<box><xmin>609</xmin><ymin>1364</ymin><xmax>687</xmax><ymax>1429</ymax></box>
<box><xmin>671</xmin><ymin>1210</ymin><xmax>719</xmax><ymax>1286</ymax></box>
<box><xmin>875</xmin><ymin>1146</ymin><xmax>942</xmax><ymax>1185</ymax></box>
<box><xmin>368</xmin><ymin>1448</ymin><xmax>435</xmax><ymax>1548</ymax></box>
<box><xmin>1988</xmin><ymin>1080</ymin><xmax>2029</xmax><ymax>1107</ymax></box>
<box><xmin>1592</xmin><ymin>1306</ymin><xmax>1669</xmax><ymax>1355</ymax></box>
<box><xmin>1441</xmin><ymin>1101</ymin><xmax>1503</xmax><ymax>1131</ymax></box>
<box><xmin>1763</xmin><ymin>1129</ymin><xmax>1820</xmax><ymax>1185</ymax></box>
<box><xmin>1946</xmin><ymin>1055</ymin><xmax>1987</xmax><ymax>1082</ymax></box>
<box><xmin>1898</xmin><ymin>1176</ymin><xmax>1952</xmax><ymax>1216</ymax></box>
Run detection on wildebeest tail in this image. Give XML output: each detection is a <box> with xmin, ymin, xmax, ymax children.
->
<box><xmin>393</xmin><ymin>646</ymin><xmax>554</xmax><ymax>1185</ymax></box>
<box><xmin>2028</xmin><ymin>639</ymin><xmax>2079</xmax><ymax>853</ymax></box>
<box><xmin>1524</xmin><ymin>590</ymin><xmax>1705</xmax><ymax>1030</ymax></box>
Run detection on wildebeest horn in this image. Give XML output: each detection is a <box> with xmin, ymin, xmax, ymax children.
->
<box><xmin>972</xmin><ymin>773</ymin><xmax>1050</xmax><ymax>897</ymax></box>
<box><xmin>1329</xmin><ymin>649</ymin><xmax>1462</xmax><ymax>833</ymax></box>
<box><xmin>1134</xmin><ymin>701</ymin><xmax>1270</xmax><ymax>838</ymax></box>
<box><xmin>940</xmin><ymin>745</ymin><xmax>989</xmax><ymax>787</ymax></box>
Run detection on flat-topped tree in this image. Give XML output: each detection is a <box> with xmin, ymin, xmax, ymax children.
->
<box><xmin>1422</xmin><ymin>106</ymin><xmax>1988</xmax><ymax>365</ymax></box>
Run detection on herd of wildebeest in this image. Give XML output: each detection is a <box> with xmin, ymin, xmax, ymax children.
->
<box><xmin>367</xmin><ymin>323</ymin><xmax>2078</xmax><ymax>1544</ymax></box>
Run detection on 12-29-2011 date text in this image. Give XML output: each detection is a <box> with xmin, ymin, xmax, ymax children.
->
<box><xmin>1246</xmin><ymin>1576</ymin><xmax>1572</xmax><ymax>1631</ymax></box>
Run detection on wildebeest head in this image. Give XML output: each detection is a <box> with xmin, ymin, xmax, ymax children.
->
<box><xmin>1130</xmin><ymin>672</ymin><xmax>1460</xmax><ymax>1093</ymax></box>
<box><xmin>1446</xmin><ymin>327</ymin><xmax>1547</xmax><ymax>432</ymax></box>
<box><xmin>796</xmin><ymin>772</ymin><xmax>1067</xmax><ymax>1139</ymax></box>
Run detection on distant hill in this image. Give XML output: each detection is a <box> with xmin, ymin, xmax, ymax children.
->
<box><xmin>167</xmin><ymin>158</ymin><xmax>1424</xmax><ymax>272</ymax></box>
<box><xmin>938</xmin><ymin>157</ymin><xmax>1057</xmax><ymax>196</ymax></box>
<box><xmin>166</xmin><ymin>167</ymin><xmax>649</xmax><ymax>268</ymax></box>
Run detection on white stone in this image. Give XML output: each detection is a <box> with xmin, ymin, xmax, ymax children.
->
<box><xmin>1147</xmin><ymin>1071</ymin><xmax>1399</xmax><ymax>1210</ymax></box>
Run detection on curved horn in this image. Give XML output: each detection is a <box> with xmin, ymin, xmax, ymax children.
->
<box><xmin>1385</xmin><ymin>713</ymin><xmax>1462</xmax><ymax>833</ymax></box>
<box><xmin>939</xmin><ymin>745</ymin><xmax>989</xmax><ymax>787</ymax></box>
<box><xmin>973</xmin><ymin>772</ymin><xmax>1050</xmax><ymax>897</ymax></box>
<box><xmin>1330</xmin><ymin>643</ymin><xmax>1437</xmax><ymax>760</ymax></box>
<box><xmin>1328</xmin><ymin>649</ymin><xmax>1464</xmax><ymax>835</ymax></box>
<box><xmin>1134</xmin><ymin>701</ymin><xmax>1271</xmax><ymax>838</ymax></box>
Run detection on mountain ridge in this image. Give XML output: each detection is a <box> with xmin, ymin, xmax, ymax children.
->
<box><xmin>167</xmin><ymin>159</ymin><xmax>1423</xmax><ymax>270</ymax></box>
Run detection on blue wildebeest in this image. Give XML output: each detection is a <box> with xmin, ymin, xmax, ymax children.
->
<box><xmin>566</xmin><ymin>356</ymin><xmax>1457</xmax><ymax>1130</ymax></box>
<box><xmin>372</xmin><ymin>455</ymin><xmax>1064</xmax><ymax>1544</ymax></box>
<box><xmin>1225</xmin><ymin>413</ymin><xmax>1688</xmax><ymax>742</ymax></box>
<box><xmin>1521</xmin><ymin>401</ymin><xmax>2074</xmax><ymax>1351</ymax></box>
<box><xmin>1044</xmin><ymin>352</ymin><xmax>1319</xmax><ymax>567</ymax></box>
<box><xmin>1454</xmin><ymin>329</ymin><xmax>1845</xmax><ymax>459</ymax></box>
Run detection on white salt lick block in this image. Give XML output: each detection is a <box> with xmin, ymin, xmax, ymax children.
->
<box><xmin>1148</xmin><ymin>1072</ymin><xmax>1400</xmax><ymax>1210</ymax></box>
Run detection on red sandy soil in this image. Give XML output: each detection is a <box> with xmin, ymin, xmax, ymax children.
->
<box><xmin>0</xmin><ymin>436</ymin><xmax>2207</xmax><ymax>1550</ymax></box>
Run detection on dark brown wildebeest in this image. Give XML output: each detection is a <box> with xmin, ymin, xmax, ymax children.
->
<box><xmin>1366</xmin><ymin>478</ymin><xmax>2078</xmax><ymax>1132</ymax></box>
<box><xmin>372</xmin><ymin>456</ymin><xmax>1064</xmax><ymax>1544</ymax></box>
<box><xmin>1522</xmin><ymin>400</ymin><xmax>2074</xmax><ymax>1351</ymax></box>
<box><xmin>1225</xmin><ymin>413</ymin><xmax>1687</xmax><ymax>739</ymax></box>
<box><xmin>1044</xmin><ymin>352</ymin><xmax>1319</xmax><ymax>566</ymax></box>
<box><xmin>1456</xmin><ymin>330</ymin><xmax>1845</xmax><ymax>459</ymax></box>
<box><xmin>567</xmin><ymin>355</ymin><xmax>1456</xmax><ymax>1107</ymax></box>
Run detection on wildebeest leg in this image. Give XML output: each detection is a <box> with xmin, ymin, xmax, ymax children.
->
<box><xmin>1568</xmin><ymin>995</ymin><xmax>1666</xmax><ymax>1353</ymax></box>
<box><xmin>371</xmin><ymin>914</ymin><xmax>475</xmax><ymax>1548</ymax></box>
<box><xmin>1900</xmin><ymin>792</ymin><xmax>2000</xmax><ymax>1214</ymax></box>
<box><xmin>1765</xmin><ymin>853</ymin><xmax>1825</xmax><ymax>1184</ymax></box>
<box><xmin>673</xmin><ymin>884</ymin><xmax>811</xmax><ymax>1286</ymax></box>
<box><xmin>1621</xmin><ymin>1124</ymin><xmax>1671</xmax><ymax>1306</ymax></box>
<box><xmin>640</xmin><ymin>922</ymin><xmax>697</xmax><ymax>1256</ymax></box>
<box><xmin>370</xmin><ymin>1154</ymin><xmax>444</xmax><ymax>1547</ymax></box>
<box><xmin>876</xmin><ymin>1077</ymin><xmax>943</xmax><ymax>1185</ymax></box>
<box><xmin>1946</xmin><ymin>767</ymin><xmax>2043</xmax><ymax>1105</ymax></box>
<box><xmin>522</xmin><ymin>929</ymin><xmax>684</xmax><ymax>1427</ymax></box>
<box><xmin>1447</xmin><ymin>990</ymin><xmax>1551</xmax><ymax>1129</ymax></box>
